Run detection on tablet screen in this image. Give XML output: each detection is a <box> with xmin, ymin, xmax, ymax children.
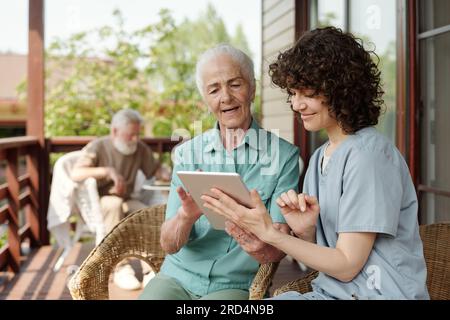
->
<box><xmin>176</xmin><ymin>171</ymin><xmax>252</xmax><ymax>230</ymax></box>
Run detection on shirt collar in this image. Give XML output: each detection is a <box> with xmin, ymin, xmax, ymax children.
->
<box><xmin>204</xmin><ymin>118</ymin><xmax>263</xmax><ymax>153</ymax></box>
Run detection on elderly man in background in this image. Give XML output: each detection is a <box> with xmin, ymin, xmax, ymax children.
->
<box><xmin>139</xmin><ymin>44</ymin><xmax>300</xmax><ymax>300</ymax></box>
<box><xmin>71</xmin><ymin>108</ymin><xmax>166</xmax><ymax>290</ymax></box>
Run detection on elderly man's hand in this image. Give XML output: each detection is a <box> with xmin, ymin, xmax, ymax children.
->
<box><xmin>107</xmin><ymin>167</ymin><xmax>126</xmax><ymax>197</ymax></box>
<box><xmin>225</xmin><ymin>221</ymin><xmax>288</xmax><ymax>264</ymax></box>
<box><xmin>155</xmin><ymin>164</ymin><xmax>172</xmax><ymax>182</ymax></box>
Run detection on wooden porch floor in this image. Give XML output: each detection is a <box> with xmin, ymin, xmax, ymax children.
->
<box><xmin>0</xmin><ymin>243</ymin><xmax>307</xmax><ymax>300</ymax></box>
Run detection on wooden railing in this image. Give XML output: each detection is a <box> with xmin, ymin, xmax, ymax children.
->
<box><xmin>0</xmin><ymin>135</ymin><xmax>181</xmax><ymax>273</ymax></box>
<box><xmin>49</xmin><ymin>136</ymin><xmax>180</xmax><ymax>154</ymax></box>
<box><xmin>0</xmin><ymin>136</ymin><xmax>42</xmax><ymax>273</ymax></box>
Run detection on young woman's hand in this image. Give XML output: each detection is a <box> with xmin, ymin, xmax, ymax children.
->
<box><xmin>201</xmin><ymin>188</ymin><xmax>274</xmax><ymax>240</ymax></box>
<box><xmin>276</xmin><ymin>190</ymin><xmax>320</xmax><ymax>241</ymax></box>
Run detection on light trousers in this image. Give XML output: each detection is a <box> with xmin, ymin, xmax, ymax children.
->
<box><xmin>100</xmin><ymin>195</ymin><xmax>150</xmax><ymax>273</ymax></box>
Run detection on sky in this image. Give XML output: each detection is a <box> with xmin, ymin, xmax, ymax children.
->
<box><xmin>0</xmin><ymin>0</ymin><xmax>262</xmax><ymax>74</ymax></box>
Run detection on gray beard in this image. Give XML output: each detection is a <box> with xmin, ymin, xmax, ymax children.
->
<box><xmin>113</xmin><ymin>139</ymin><xmax>137</xmax><ymax>155</ymax></box>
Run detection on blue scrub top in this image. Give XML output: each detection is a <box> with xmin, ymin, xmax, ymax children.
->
<box><xmin>305</xmin><ymin>127</ymin><xmax>429</xmax><ymax>299</ymax></box>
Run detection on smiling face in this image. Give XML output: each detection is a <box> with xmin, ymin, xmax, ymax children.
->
<box><xmin>289</xmin><ymin>88</ymin><xmax>339</xmax><ymax>132</ymax></box>
<box><xmin>200</xmin><ymin>54</ymin><xmax>255</xmax><ymax>131</ymax></box>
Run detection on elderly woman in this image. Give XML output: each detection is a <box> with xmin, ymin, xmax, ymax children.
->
<box><xmin>139</xmin><ymin>44</ymin><xmax>300</xmax><ymax>300</ymax></box>
<box><xmin>202</xmin><ymin>27</ymin><xmax>429</xmax><ymax>300</ymax></box>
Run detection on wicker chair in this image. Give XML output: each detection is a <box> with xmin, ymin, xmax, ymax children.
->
<box><xmin>273</xmin><ymin>222</ymin><xmax>450</xmax><ymax>300</ymax></box>
<box><xmin>68</xmin><ymin>204</ymin><xmax>278</xmax><ymax>300</ymax></box>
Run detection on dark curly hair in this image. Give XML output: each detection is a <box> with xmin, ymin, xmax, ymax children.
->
<box><xmin>269</xmin><ymin>26</ymin><xmax>384</xmax><ymax>134</ymax></box>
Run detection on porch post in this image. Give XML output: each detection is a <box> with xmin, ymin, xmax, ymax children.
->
<box><xmin>28</xmin><ymin>0</ymin><xmax>49</xmax><ymax>245</ymax></box>
<box><xmin>294</xmin><ymin>0</ymin><xmax>310</xmax><ymax>186</ymax></box>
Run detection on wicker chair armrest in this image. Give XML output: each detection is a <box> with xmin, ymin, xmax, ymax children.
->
<box><xmin>273</xmin><ymin>271</ymin><xmax>319</xmax><ymax>297</ymax></box>
<box><xmin>69</xmin><ymin>205</ymin><xmax>167</xmax><ymax>300</ymax></box>
<box><xmin>419</xmin><ymin>223</ymin><xmax>450</xmax><ymax>300</ymax></box>
<box><xmin>249</xmin><ymin>262</ymin><xmax>279</xmax><ymax>300</ymax></box>
<box><xmin>270</xmin><ymin>223</ymin><xmax>450</xmax><ymax>299</ymax></box>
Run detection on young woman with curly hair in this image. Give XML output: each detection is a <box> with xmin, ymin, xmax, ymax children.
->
<box><xmin>202</xmin><ymin>27</ymin><xmax>429</xmax><ymax>300</ymax></box>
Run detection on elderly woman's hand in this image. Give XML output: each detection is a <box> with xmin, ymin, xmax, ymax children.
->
<box><xmin>176</xmin><ymin>186</ymin><xmax>202</xmax><ymax>223</ymax></box>
<box><xmin>225</xmin><ymin>221</ymin><xmax>289</xmax><ymax>263</ymax></box>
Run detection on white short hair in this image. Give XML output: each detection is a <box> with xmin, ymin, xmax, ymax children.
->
<box><xmin>111</xmin><ymin>108</ymin><xmax>143</xmax><ymax>129</ymax></box>
<box><xmin>195</xmin><ymin>44</ymin><xmax>255</xmax><ymax>97</ymax></box>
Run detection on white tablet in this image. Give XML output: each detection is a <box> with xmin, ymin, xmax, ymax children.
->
<box><xmin>176</xmin><ymin>171</ymin><xmax>253</xmax><ymax>230</ymax></box>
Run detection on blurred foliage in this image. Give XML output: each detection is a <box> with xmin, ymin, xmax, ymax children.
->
<box><xmin>0</xmin><ymin>127</ymin><xmax>26</xmax><ymax>139</ymax></box>
<box><xmin>0</xmin><ymin>232</ymin><xmax>5</xmax><ymax>249</ymax></box>
<box><xmin>17</xmin><ymin>4</ymin><xmax>258</xmax><ymax>139</ymax></box>
<box><xmin>376</xmin><ymin>41</ymin><xmax>396</xmax><ymax>142</ymax></box>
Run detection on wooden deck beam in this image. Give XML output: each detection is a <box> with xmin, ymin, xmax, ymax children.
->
<box><xmin>27</xmin><ymin>0</ymin><xmax>49</xmax><ymax>245</ymax></box>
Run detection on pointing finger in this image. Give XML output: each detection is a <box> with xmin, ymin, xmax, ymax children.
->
<box><xmin>298</xmin><ymin>193</ymin><xmax>306</xmax><ymax>212</ymax></box>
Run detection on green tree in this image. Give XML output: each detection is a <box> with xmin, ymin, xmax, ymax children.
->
<box><xmin>232</xmin><ymin>24</ymin><xmax>252</xmax><ymax>57</ymax></box>
<box><xmin>19</xmin><ymin>9</ymin><xmax>151</xmax><ymax>137</ymax></box>
<box><xmin>376</xmin><ymin>41</ymin><xmax>396</xmax><ymax>142</ymax></box>
<box><xmin>317</xmin><ymin>12</ymin><xmax>338</xmax><ymax>28</ymax></box>
<box><xmin>18</xmin><ymin>4</ymin><xmax>256</xmax><ymax>139</ymax></box>
<box><xmin>144</xmin><ymin>5</ymin><xmax>257</xmax><ymax>137</ymax></box>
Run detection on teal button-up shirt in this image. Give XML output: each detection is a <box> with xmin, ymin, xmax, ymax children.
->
<box><xmin>160</xmin><ymin>119</ymin><xmax>300</xmax><ymax>296</ymax></box>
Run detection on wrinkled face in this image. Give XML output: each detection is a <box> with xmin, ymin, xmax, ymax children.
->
<box><xmin>111</xmin><ymin>122</ymin><xmax>141</xmax><ymax>155</ymax></box>
<box><xmin>289</xmin><ymin>88</ymin><xmax>338</xmax><ymax>132</ymax></box>
<box><xmin>201</xmin><ymin>54</ymin><xmax>255</xmax><ymax>130</ymax></box>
